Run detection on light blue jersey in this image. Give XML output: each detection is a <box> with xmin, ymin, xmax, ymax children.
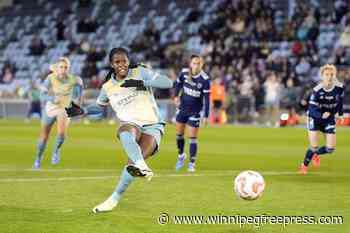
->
<box><xmin>41</xmin><ymin>73</ymin><xmax>83</xmax><ymax>125</ymax></box>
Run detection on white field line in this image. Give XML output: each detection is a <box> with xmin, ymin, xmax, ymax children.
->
<box><xmin>0</xmin><ymin>170</ymin><xmax>348</xmax><ymax>183</ymax></box>
<box><xmin>0</xmin><ymin>168</ymin><xmax>119</xmax><ymax>172</ymax></box>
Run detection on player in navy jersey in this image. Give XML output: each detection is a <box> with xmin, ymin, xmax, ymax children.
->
<box><xmin>300</xmin><ymin>64</ymin><xmax>344</xmax><ymax>174</ymax></box>
<box><xmin>173</xmin><ymin>55</ymin><xmax>211</xmax><ymax>172</ymax></box>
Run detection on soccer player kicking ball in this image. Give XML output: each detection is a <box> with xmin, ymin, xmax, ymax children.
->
<box><xmin>33</xmin><ymin>57</ymin><xmax>83</xmax><ymax>168</ymax></box>
<box><xmin>66</xmin><ymin>47</ymin><xmax>173</xmax><ymax>213</ymax></box>
<box><xmin>173</xmin><ymin>55</ymin><xmax>211</xmax><ymax>172</ymax></box>
<box><xmin>300</xmin><ymin>64</ymin><xmax>344</xmax><ymax>174</ymax></box>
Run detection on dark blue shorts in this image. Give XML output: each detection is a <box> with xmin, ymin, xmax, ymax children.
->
<box><xmin>307</xmin><ymin>117</ymin><xmax>336</xmax><ymax>134</ymax></box>
<box><xmin>175</xmin><ymin>110</ymin><xmax>201</xmax><ymax>128</ymax></box>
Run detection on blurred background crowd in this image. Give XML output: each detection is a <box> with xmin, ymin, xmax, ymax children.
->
<box><xmin>0</xmin><ymin>0</ymin><xmax>350</xmax><ymax>125</ymax></box>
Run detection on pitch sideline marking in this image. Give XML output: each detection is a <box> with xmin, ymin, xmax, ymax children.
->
<box><xmin>0</xmin><ymin>170</ymin><xmax>347</xmax><ymax>183</ymax></box>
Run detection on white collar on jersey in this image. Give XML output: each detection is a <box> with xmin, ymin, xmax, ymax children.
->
<box><xmin>322</xmin><ymin>84</ymin><xmax>335</xmax><ymax>92</ymax></box>
<box><xmin>190</xmin><ymin>71</ymin><xmax>202</xmax><ymax>79</ymax></box>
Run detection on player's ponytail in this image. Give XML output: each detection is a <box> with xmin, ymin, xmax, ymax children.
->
<box><xmin>103</xmin><ymin>68</ymin><xmax>114</xmax><ymax>83</ymax></box>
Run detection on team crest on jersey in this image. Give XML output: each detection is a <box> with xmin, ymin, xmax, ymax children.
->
<box><xmin>197</xmin><ymin>83</ymin><xmax>202</xmax><ymax>89</ymax></box>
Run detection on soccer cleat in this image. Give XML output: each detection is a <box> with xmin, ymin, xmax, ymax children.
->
<box><xmin>175</xmin><ymin>154</ymin><xmax>186</xmax><ymax>171</ymax></box>
<box><xmin>312</xmin><ymin>154</ymin><xmax>320</xmax><ymax>167</ymax></box>
<box><xmin>299</xmin><ymin>164</ymin><xmax>308</xmax><ymax>175</ymax></box>
<box><xmin>51</xmin><ymin>152</ymin><xmax>60</xmax><ymax>165</ymax></box>
<box><xmin>188</xmin><ymin>162</ymin><xmax>196</xmax><ymax>172</ymax></box>
<box><xmin>92</xmin><ymin>196</ymin><xmax>118</xmax><ymax>213</ymax></box>
<box><xmin>126</xmin><ymin>161</ymin><xmax>153</xmax><ymax>181</ymax></box>
<box><xmin>33</xmin><ymin>159</ymin><xmax>41</xmax><ymax>169</ymax></box>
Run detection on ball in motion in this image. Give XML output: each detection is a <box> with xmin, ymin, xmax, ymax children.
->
<box><xmin>234</xmin><ymin>170</ymin><xmax>265</xmax><ymax>200</ymax></box>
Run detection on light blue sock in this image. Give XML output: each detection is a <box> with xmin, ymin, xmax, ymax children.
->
<box><xmin>35</xmin><ymin>140</ymin><xmax>47</xmax><ymax>161</ymax></box>
<box><xmin>53</xmin><ymin>135</ymin><xmax>65</xmax><ymax>155</ymax></box>
<box><xmin>119</xmin><ymin>131</ymin><xmax>144</xmax><ymax>164</ymax></box>
<box><xmin>111</xmin><ymin>167</ymin><xmax>135</xmax><ymax>202</ymax></box>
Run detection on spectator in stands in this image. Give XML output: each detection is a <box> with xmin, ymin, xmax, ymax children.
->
<box><xmin>295</xmin><ymin>57</ymin><xmax>311</xmax><ymax>82</ymax></box>
<box><xmin>79</xmin><ymin>0</ymin><xmax>91</xmax><ymax>8</ymax></box>
<box><xmin>29</xmin><ymin>36</ymin><xmax>46</xmax><ymax>56</ymax></box>
<box><xmin>339</xmin><ymin>25</ymin><xmax>350</xmax><ymax>47</ymax></box>
<box><xmin>87</xmin><ymin>46</ymin><xmax>106</xmax><ymax>63</ymax></box>
<box><xmin>281</xmin><ymin>78</ymin><xmax>300</xmax><ymax>110</ymax></box>
<box><xmin>77</xmin><ymin>17</ymin><xmax>98</xmax><ymax>33</ymax></box>
<box><xmin>237</xmin><ymin>70</ymin><xmax>255</xmax><ymax>122</ymax></box>
<box><xmin>56</xmin><ymin>18</ymin><xmax>66</xmax><ymax>41</ymax></box>
<box><xmin>78</xmin><ymin>39</ymin><xmax>90</xmax><ymax>54</ymax></box>
<box><xmin>0</xmin><ymin>67</ymin><xmax>14</xmax><ymax>84</ymax></box>
<box><xmin>0</xmin><ymin>67</ymin><xmax>16</xmax><ymax>97</ymax></box>
<box><xmin>225</xmin><ymin>79</ymin><xmax>239</xmax><ymax>123</ymax></box>
<box><xmin>81</xmin><ymin>61</ymin><xmax>98</xmax><ymax>79</ymax></box>
<box><xmin>89</xmin><ymin>75</ymin><xmax>101</xmax><ymax>88</ymax></box>
<box><xmin>263</xmin><ymin>72</ymin><xmax>282</xmax><ymax>127</ymax></box>
<box><xmin>334</xmin><ymin>47</ymin><xmax>349</xmax><ymax>65</ymax></box>
<box><xmin>26</xmin><ymin>82</ymin><xmax>42</xmax><ymax>121</ymax></box>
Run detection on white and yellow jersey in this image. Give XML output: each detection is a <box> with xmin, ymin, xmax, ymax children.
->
<box><xmin>97</xmin><ymin>66</ymin><xmax>163</xmax><ymax>126</ymax></box>
<box><xmin>41</xmin><ymin>73</ymin><xmax>83</xmax><ymax>117</ymax></box>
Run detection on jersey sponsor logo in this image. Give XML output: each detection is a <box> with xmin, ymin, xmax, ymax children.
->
<box><xmin>115</xmin><ymin>92</ymin><xmax>138</xmax><ymax>106</ymax></box>
<box><xmin>319</xmin><ymin>103</ymin><xmax>337</xmax><ymax>108</ymax></box>
<box><xmin>183</xmin><ymin>86</ymin><xmax>201</xmax><ymax>97</ymax></box>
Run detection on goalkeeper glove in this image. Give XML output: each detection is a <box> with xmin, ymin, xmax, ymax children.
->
<box><xmin>65</xmin><ymin>102</ymin><xmax>85</xmax><ymax>117</ymax></box>
<box><xmin>120</xmin><ymin>79</ymin><xmax>147</xmax><ymax>91</ymax></box>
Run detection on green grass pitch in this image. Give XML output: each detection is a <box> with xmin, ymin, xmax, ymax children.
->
<box><xmin>0</xmin><ymin>120</ymin><xmax>349</xmax><ymax>233</ymax></box>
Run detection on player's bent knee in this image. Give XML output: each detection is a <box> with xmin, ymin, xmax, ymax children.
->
<box><xmin>140</xmin><ymin>137</ymin><xmax>158</xmax><ymax>157</ymax></box>
<box><xmin>310</xmin><ymin>146</ymin><xmax>318</xmax><ymax>152</ymax></box>
<box><xmin>118</xmin><ymin>125</ymin><xmax>140</xmax><ymax>140</ymax></box>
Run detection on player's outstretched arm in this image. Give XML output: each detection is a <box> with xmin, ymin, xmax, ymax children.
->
<box><xmin>66</xmin><ymin>85</ymin><xmax>109</xmax><ymax>119</ymax></box>
<box><xmin>140</xmin><ymin>65</ymin><xmax>173</xmax><ymax>88</ymax></box>
<box><xmin>65</xmin><ymin>102</ymin><xmax>106</xmax><ymax>119</ymax></box>
<box><xmin>143</xmin><ymin>73</ymin><xmax>173</xmax><ymax>89</ymax></box>
<box><xmin>120</xmin><ymin>73</ymin><xmax>173</xmax><ymax>90</ymax></box>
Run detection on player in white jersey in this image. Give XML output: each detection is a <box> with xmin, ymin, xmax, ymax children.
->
<box><xmin>33</xmin><ymin>57</ymin><xmax>83</xmax><ymax>168</ymax></box>
<box><xmin>66</xmin><ymin>47</ymin><xmax>173</xmax><ymax>213</ymax></box>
